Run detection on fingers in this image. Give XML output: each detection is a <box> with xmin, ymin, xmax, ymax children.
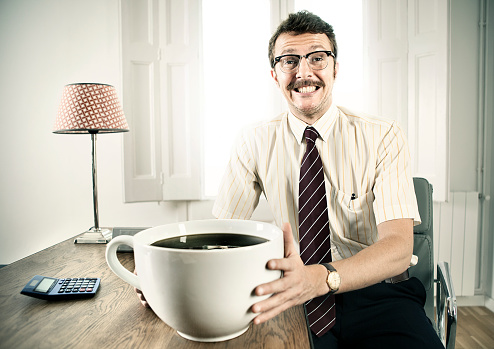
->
<box><xmin>251</xmin><ymin>223</ymin><xmax>315</xmax><ymax>325</ymax></box>
<box><xmin>134</xmin><ymin>287</ymin><xmax>150</xmax><ymax>308</ymax></box>
<box><xmin>252</xmin><ymin>283</ymin><xmax>301</xmax><ymax>325</ymax></box>
<box><xmin>266</xmin><ymin>255</ymin><xmax>296</xmax><ymax>272</ymax></box>
<box><xmin>255</xmin><ymin>272</ymin><xmax>290</xmax><ymax>297</ymax></box>
<box><xmin>133</xmin><ymin>269</ymin><xmax>149</xmax><ymax>308</ymax></box>
<box><xmin>253</xmin><ymin>298</ymin><xmax>294</xmax><ymax>325</ymax></box>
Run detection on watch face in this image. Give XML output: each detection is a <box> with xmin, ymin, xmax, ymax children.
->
<box><xmin>328</xmin><ymin>272</ymin><xmax>341</xmax><ymax>290</ymax></box>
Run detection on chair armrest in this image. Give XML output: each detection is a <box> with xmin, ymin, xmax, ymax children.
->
<box><xmin>436</xmin><ymin>261</ymin><xmax>457</xmax><ymax>349</ymax></box>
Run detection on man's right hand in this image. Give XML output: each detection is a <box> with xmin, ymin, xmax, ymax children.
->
<box><xmin>133</xmin><ymin>269</ymin><xmax>149</xmax><ymax>307</ymax></box>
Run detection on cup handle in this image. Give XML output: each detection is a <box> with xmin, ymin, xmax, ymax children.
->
<box><xmin>105</xmin><ymin>235</ymin><xmax>141</xmax><ymax>290</ymax></box>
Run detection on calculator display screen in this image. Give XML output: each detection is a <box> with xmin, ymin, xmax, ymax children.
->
<box><xmin>34</xmin><ymin>278</ymin><xmax>56</xmax><ymax>293</ymax></box>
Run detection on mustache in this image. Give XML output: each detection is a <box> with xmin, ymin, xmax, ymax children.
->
<box><xmin>287</xmin><ymin>79</ymin><xmax>325</xmax><ymax>91</ymax></box>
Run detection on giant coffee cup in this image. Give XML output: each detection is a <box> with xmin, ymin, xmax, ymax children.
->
<box><xmin>106</xmin><ymin>219</ymin><xmax>283</xmax><ymax>342</ymax></box>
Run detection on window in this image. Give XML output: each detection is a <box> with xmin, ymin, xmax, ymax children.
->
<box><xmin>122</xmin><ymin>0</ymin><xmax>448</xmax><ymax>203</ymax></box>
<box><xmin>202</xmin><ymin>1</ymin><xmax>276</xmax><ymax>197</ymax></box>
<box><xmin>293</xmin><ymin>0</ymin><xmax>364</xmax><ymax>111</ymax></box>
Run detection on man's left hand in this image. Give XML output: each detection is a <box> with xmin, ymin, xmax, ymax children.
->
<box><xmin>251</xmin><ymin>223</ymin><xmax>328</xmax><ymax>325</ymax></box>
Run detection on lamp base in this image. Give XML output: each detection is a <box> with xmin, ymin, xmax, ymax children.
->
<box><xmin>74</xmin><ymin>228</ymin><xmax>112</xmax><ymax>244</ymax></box>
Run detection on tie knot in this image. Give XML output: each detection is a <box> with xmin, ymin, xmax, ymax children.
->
<box><xmin>304</xmin><ymin>126</ymin><xmax>319</xmax><ymax>144</ymax></box>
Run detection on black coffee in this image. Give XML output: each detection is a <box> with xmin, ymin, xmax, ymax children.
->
<box><xmin>151</xmin><ymin>233</ymin><xmax>268</xmax><ymax>250</ymax></box>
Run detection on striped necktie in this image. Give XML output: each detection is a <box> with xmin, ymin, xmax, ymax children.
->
<box><xmin>299</xmin><ymin>126</ymin><xmax>335</xmax><ymax>337</ymax></box>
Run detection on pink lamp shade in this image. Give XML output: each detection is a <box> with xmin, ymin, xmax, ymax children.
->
<box><xmin>53</xmin><ymin>83</ymin><xmax>129</xmax><ymax>134</ymax></box>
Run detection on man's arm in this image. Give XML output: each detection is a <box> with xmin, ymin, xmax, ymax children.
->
<box><xmin>330</xmin><ymin>218</ymin><xmax>413</xmax><ymax>293</ymax></box>
<box><xmin>251</xmin><ymin>218</ymin><xmax>413</xmax><ymax>325</ymax></box>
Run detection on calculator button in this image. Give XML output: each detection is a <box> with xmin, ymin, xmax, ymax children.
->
<box><xmin>79</xmin><ymin>288</ymin><xmax>86</xmax><ymax>292</ymax></box>
<box><xmin>86</xmin><ymin>288</ymin><xmax>93</xmax><ymax>292</ymax></box>
<box><xmin>59</xmin><ymin>279</ymin><xmax>65</xmax><ymax>284</ymax></box>
<box><xmin>72</xmin><ymin>289</ymin><xmax>79</xmax><ymax>293</ymax></box>
<box><xmin>58</xmin><ymin>289</ymin><xmax>65</xmax><ymax>293</ymax></box>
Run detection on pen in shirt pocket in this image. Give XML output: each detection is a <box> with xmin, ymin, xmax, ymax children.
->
<box><xmin>348</xmin><ymin>193</ymin><xmax>357</xmax><ymax>208</ymax></box>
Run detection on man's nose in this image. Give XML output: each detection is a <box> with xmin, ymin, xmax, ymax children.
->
<box><xmin>296</xmin><ymin>57</ymin><xmax>313</xmax><ymax>78</ymax></box>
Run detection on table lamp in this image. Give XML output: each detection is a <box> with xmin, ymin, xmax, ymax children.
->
<box><xmin>53</xmin><ymin>83</ymin><xmax>129</xmax><ymax>243</ymax></box>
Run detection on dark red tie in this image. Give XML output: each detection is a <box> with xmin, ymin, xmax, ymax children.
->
<box><xmin>299</xmin><ymin>126</ymin><xmax>335</xmax><ymax>337</ymax></box>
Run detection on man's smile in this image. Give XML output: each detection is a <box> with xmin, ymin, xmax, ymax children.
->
<box><xmin>295</xmin><ymin>85</ymin><xmax>318</xmax><ymax>93</ymax></box>
<box><xmin>288</xmin><ymin>79</ymin><xmax>325</xmax><ymax>94</ymax></box>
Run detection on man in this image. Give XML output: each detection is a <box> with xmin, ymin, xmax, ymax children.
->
<box><xmin>212</xmin><ymin>10</ymin><xmax>444</xmax><ymax>349</ymax></box>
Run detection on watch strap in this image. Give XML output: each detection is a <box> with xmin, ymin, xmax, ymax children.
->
<box><xmin>322</xmin><ymin>263</ymin><xmax>336</xmax><ymax>273</ymax></box>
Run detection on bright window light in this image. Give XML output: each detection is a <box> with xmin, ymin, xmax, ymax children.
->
<box><xmin>202</xmin><ymin>1</ymin><xmax>363</xmax><ymax>197</ymax></box>
<box><xmin>294</xmin><ymin>0</ymin><xmax>364</xmax><ymax>111</ymax></box>
<box><xmin>202</xmin><ymin>1</ymin><xmax>274</xmax><ymax>197</ymax></box>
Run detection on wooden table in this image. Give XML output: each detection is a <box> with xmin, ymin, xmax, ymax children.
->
<box><xmin>0</xmin><ymin>235</ymin><xmax>311</xmax><ymax>348</ymax></box>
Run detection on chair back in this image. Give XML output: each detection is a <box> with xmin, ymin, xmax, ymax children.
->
<box><xmin>409</xmin><ymin>177</ymin><xmax>434</xmax><ymax>323</ymax></box>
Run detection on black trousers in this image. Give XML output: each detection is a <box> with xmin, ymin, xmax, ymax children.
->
<box><xmin>309</xmin><ymin>277</ymin><xmax>445</xmax><ymax>349</ymax></box>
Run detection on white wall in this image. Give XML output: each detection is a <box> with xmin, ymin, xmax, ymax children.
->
<box><xmin>449</xmin><ymin>0</ymin><xmax>481</xmax><ymax>193</ymax></box>
<box><xmin>0</xmin><ymin>0</ymin><xmax>185</xmax><ymax>264</ymax></box>
<box><xmin>486</xmin><ymin>0</ymin><xmax>494</xmax><ymax>303</ymax></box>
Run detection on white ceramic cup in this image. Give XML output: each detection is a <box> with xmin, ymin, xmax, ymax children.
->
<box><xmin>105</xmin><ymin>219</ymin><xmax>283</xmax><ymax>342</ymax></box>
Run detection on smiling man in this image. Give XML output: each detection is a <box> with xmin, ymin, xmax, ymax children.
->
<box><xmin>212</xmin><ymin>11</ymin><xmax>444</xmax><ymax>349</ymax></box>
<box><xmin>270</xmin><ymin>32</ymin><xmax>337</xmax><ymax>122</ymax></box>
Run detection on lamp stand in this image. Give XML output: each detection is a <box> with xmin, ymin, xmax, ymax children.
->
<box><xmin>74</xmin><ymin>133</ymin><xmax>112</xmax><ymax>244</ymax></box>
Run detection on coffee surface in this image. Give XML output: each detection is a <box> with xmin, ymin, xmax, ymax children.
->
<box><xmin>151</xmin><ymin>233</ymin><xmax>268</xmax><ymax>250</ymax></box>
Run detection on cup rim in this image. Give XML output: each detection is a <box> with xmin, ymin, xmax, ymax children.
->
<box><xmin>133</xmin><ymin>219</ymin><xmax>283</xmax><ymax>254</ymax></box>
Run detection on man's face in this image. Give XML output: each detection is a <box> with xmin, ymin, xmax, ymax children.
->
<box><xmin>271</xmin><ymin>33</ymin><xmax>339</xmax><ymax>124</ymax></box>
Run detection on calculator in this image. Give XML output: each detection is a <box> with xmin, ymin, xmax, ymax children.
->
<box><xmin>21</xmin><ymin>275</ymin><xmax>101</xmax><ymax>300</ymax></box>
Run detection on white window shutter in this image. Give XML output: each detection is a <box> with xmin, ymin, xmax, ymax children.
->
<box><xmin>121</xmin><ymin>0</ymin><xmax>203</xmax><ymax>202</ymax></box>
<box><xmin>121</xmin><ymin>0</ymin><xmax>163</xmax><ymax>202</ymax></box>
<box><xmin>159</xmin><ymin>0</ymin><xmax>202</xmax><ymax>200</ymax></box>
<box><xmin>407</xmin><ymin>0</ymin><xmax>449</xmax><ymax>202</ymax></box>
<box><xmin>363</xmin><ymin>0</ymin><xmax>409</xmax><ymax>132</ymax></box>
<box><xmin>364</xmin><ymin>0</ymin><xmax>449</xmax><ymax>202</ymax></box>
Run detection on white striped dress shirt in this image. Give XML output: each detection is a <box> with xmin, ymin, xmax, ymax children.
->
<box><xmin>212</xmin><ymin>103</ymin><xmax>420</xmax><ymax>261</ymax></box>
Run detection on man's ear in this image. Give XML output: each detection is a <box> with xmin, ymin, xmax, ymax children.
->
<box><xmin>271</xmin><ymin>69</ymin><xmax>280</xmax><ymax>87</ymax></box>
<box><xmin>334</xmin><ymin>61</ymin><xmax>339</xmax><ymax>79</ymax></box>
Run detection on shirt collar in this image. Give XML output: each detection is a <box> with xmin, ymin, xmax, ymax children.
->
<box><xmin>288</xmin><ymin>103</ymin><xmax>339</xmax><ymax>144</ymax></box>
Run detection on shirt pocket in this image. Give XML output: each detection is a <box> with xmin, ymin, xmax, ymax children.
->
<box><xmin>328</xmin><ymin>187</ymin><xmax>377</xmax><ymax>251</ymax></box>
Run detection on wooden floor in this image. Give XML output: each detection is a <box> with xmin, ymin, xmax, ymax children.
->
<box><xmin>456</xmin><ymin>307</ymin><xmax>494</xmax><ymax>349</ymax></box>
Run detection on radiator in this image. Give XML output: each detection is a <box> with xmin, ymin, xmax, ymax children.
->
<box><xmin>433</xmin><ymin>192</ymin><xmax>480</xmax><ymax>296</ymax></box>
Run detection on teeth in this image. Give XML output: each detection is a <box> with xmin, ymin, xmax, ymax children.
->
<box><xmin>297</xmin><ymin>86</ymin><xmax>316</xmax><ymax>93</ymax></box>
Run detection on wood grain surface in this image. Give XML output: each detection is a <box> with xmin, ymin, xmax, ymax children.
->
<box><xmin>0</xmin><ymin>236</ymin><xmax>310</xmax><ymax>349</ymax></box>
<box><xmin>455</xmin><ymin>306</ymin><xmax>494</xmax><ymax>349</ymax></box>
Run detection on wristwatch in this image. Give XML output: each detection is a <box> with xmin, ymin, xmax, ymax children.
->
<box><xmin>322</xmin><ymin>263</ymin><xmax>340</xmax><ymax>295</ymax></box>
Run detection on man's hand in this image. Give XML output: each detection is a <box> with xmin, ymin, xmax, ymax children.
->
<box><xmin>251</xmin><ymin>223</ymin><xmax>328</xmax><ymax>325</ymax></box>
<box><xmin>133</xmin><ymin>269</ymin><xmax>149</xmax><ymax>308</ymax></box>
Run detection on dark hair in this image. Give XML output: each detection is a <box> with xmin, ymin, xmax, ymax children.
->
<box><xmin>268</xmin><ymin>10</ymin><xmax>338</xmax><ymax>69</ymax></box>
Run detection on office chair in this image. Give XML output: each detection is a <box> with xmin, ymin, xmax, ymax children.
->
<box><xmin>409</xmin><ymin>177</ymin><xmax>457</xmax><ymax>349</ymax></box>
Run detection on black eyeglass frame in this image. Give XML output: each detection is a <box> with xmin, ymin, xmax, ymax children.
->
<box><xmin>273</xmin><ymin>50</ymin><xmax>336</xmax><ymax>72</ymax></box>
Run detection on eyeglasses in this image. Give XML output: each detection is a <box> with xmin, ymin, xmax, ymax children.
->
<box><xmin>273</xmin><ymin>50</ymin><xmax>335</xmax><ymax>73</ymax></box>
